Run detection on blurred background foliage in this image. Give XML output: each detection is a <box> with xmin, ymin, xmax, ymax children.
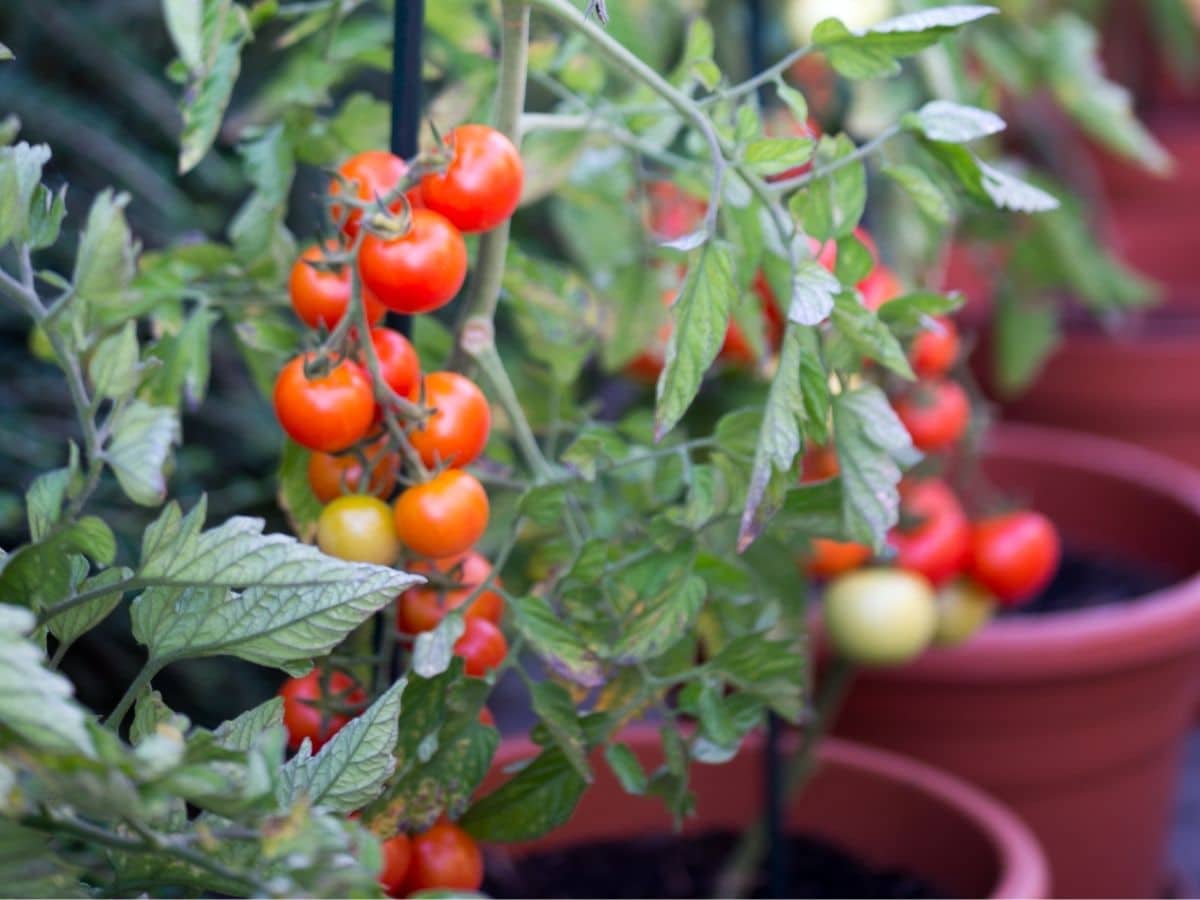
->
<box><xmin>0</xmin><ymin>0</ymin><xmax>1195</xmax><ymax>720</ymax></box>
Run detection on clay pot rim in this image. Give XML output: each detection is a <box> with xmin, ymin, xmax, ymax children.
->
<box><xmin>491</xmin><ymin>725</ymin><xmax>1049</xmax><ymax>900</ymax></box>
<box><xmin>902</xmin><ymin>424</ymin><xmax>1200</xmax><ymax>682</ymax></box>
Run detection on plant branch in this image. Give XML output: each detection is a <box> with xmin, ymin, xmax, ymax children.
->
<box><xmin>36</xmin><ymin>576</ymin><xmax>140</xmax><ymax>628</ymax></box>
<box><xmin>770</xmin><ymin>125</ymin><xmax>903</xmax><ymax>194</ymax></box>
<box><xmin>447</xmin><ymin>0</ymin><xmax>530</xmax><ymax>373</ymax></box>
<box><xmin>702</xmin><ymin>47</ymin><xmax>815</xmax><ymax>108</ymax></box>
<box><xmin>105</xmin><ymin>658</ymin><xmax>167</xmax><ymax>731</ymax></box>
<box><xmin>467</xmin><ymin>331</ymin><xmax>553</xmax><ymax>479</ymax></box>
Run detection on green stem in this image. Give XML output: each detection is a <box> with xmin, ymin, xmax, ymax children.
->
<box><xmin>714</xmin><ymin>658</ymin><xmax>857</xmax><ymax>898</ymax></box>
<box><xmin>529</xmin><ymin>0</ymin><xmax>726</xmax><ymax>237</ymax></box>
<box><xmin>104</xmin><ymin>658</ymin><xmax>167</xmax><ymax>730</ymax></box>
<box><xmin>770</xmin><ymin>126</ymin><xmax>903</xmax><ymax>194</ymax></box>
<box><xmin>701</xmin><ymin>47</ymin><xmax>815</xmax><ymax>108</ymax></box>
<box><xmin>448</xmin><ymin>0</ymin><xmax>530</xmax><ymax>373</ymax></box>
<box><xmin>36</xmin><ymin>576</ymin><xmax>140</xmax><ymax>628</ymax></box>
<box><xmin>469</xmin><ymin>336</ymin><xmax>552</xmax><ymax>479</ymax></box>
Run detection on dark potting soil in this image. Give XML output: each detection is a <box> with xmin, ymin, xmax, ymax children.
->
<box><xmin>1001</xmin><ymin>546</ymin><xmax>1174</xmax><ymax>618</ymax></box>
<box><xmin>481</xmin><ymin>829</ymin><xmax>945</xmax><ymax>899</ymax></box>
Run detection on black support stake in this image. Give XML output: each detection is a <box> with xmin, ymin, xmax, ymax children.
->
<box><xmin>388</xmin><ymin>0</ymin><xmax>424</xmax><ymax>339</ymax></box>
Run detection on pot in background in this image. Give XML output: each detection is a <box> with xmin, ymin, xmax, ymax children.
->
<box><xmin>482</xmin><ymin>726</ymin><xmax>1048</xmax><ymax>899</ymax></box>
<box><xmin>829</xmin><ymin>425</ymin><xmax>1200</xmax><ymax>898</ymax></box>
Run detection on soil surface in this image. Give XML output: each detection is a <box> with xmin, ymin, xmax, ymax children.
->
<box><xmin>1002</xmin><ymin>546</ymin><xmax>1174</xmax><ymax>618</ymax></box>
<box><xmin>481</xmin><ymin>829</ymin><xmax>944</xmax><ymax>899</ymax></box>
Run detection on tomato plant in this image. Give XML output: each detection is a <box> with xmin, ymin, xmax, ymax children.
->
<box><xmin>0</xmin><ymin>0</ymin><xmax>1091</xmax><ymax>895</ymax></box>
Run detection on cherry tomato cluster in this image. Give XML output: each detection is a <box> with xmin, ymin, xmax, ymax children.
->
<box><xmin>274</xmin><ymin>124</ymin><xmax>523</xmax><ymax>895</ymax></box>
<box><xmin>787</xmin><ymin>238</ymin><xmax>1062</xmax><ymax>664</ymax></box>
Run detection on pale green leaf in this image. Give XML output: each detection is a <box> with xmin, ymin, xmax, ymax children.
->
<box><xmin>130</xmin><ymin>501</ymin><xmax>419</xmax><ymax>671</ymax></box>
<box><xmin>0</xmin><ymin>142</ymin><xmax>50</xmax><ymax>246</ymax></box>
<box><xmin>281</xmin><ymin>679</ymin><xmax>403</xmax><ymax>813</ymax></box>
<box><xmin>743</xmin><ymin>137</ymin><xmax>815</xmax><ymax>177</ymax></box>
<box><xmin>72</xmin><ymin>190</ymin><xmax>138</xmax><ymax>308</ymax></box>
<box><xmin>412</xmin><ymin>614</ymin><xmax>465</xmax><ymax>678</ymax></box>
<box><xmin>906</xmin><ymin>100</ymin><xmax>1005</xmax><ymax>143</ymax></box>
<box><xmin>214</xmin><ymin>697</ymin><xmax>284</xmax><ymax>752</ymax></box>
<box><xmin>0</xmin><ymin>605</ymin><xmax>94</xmax><ymax>756</ymax></box>
<box><xmin>831</xmin><ymin>292</ymin><xmax>914</xmax><ymax>378</ymax></box>
<box><xmin>50</xmin><ymin>565</ymin><xmax>133</xmax><ymax>648</ymax></box>
<box><xmin>88</xmin><ymin>323</ymin><xmax>141</xmax><ymax>400</ymax></box>
<box><xmin>883</xmin><ymin>164</ymin><xmax>954</xmax><ymax>224</ymax></box>
<box><xmin>105</xmin><ymin>401</ymin><xmax>180</xmax><ymax>506</ymax></box>
<box><xmin>655</xmin><ymin>244</ymin><xmax>736</xmax><ymax>440</ymax></box>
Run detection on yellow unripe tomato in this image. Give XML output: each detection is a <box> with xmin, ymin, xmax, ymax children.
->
<box><xmin>932</xmin><ymin>577</ymin><xmax>996</xmax><ymax>647</ymax></box>
<box><xmin>824</xmin><ymin>567</ymin><xmax>937</xmax><ymax>666</ymax></box>
<box><xmin>316</xmin><ymin>495</ymin><xmax>400</xmax><ymax>565</ymax></box>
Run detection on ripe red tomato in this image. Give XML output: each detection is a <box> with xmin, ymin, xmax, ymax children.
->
<box><xmin>806</xmin><ymin>538</ymin><xmax>872</xmax><ymax>579</ymax></box>
<box><xmin>274</xmin><ymin>354</ymin><xmax>376</xmax><ymax>453</ymax></box>
<box><xmin>398</xmin><ymin>551</ymin><xmax>504</xmax><ymax>634</ymax></box>
<box><xmin>799</xmin><ymin>445</ymin><xmax>840</xmax><ymax>483</ymax></box>
<box><xmin>910</xmin><ymin>316</ymin><xmax>960</xmax><ymax>379</ymax></box>
<box><xmin>893</xmin><ymin>379</ymin><xmax>970</xmax><ymax>453</ymax></box>
<box><xmin>453</xmin><ymin>617</ymin><xmax>508</xmax><ymax>677</ymax></box>
<box><xmin>393</xmin><ymin>470</ymin><xmax>489</xmax><ymax>560</ymax></box>
<box><xmin>329</xmin><ymin>150</ymin><xmax>421</xmax><ymax>237</ymax></box>
<box><xmin>307</xmin><ymin>439</ymin><xmax>398</xmax><ymax>503</ymax></box>
<box><xmin>289</xmin><ymin>242</ymin><xmax>387</xmax><ymax>330</ymax></box>
<box><xmin>358</xmin><ymin>208</ymin><xmax>467</xmax><ymax>315</ymax></box>
<box><xmin>407</xmin><ymin>820</ymin><xmax>484</xmax><ymax>893</ymax></box>
<box><xmin>644</xmin><ymin>181</ymin><xmax>706</xmax><ymax>240</ymax></box>
<box><xmin>317</xmin><ymin>495</ymin><xmax>401</xmax><ymax>565</ymax></box>
<box><xmin>279</xmin><ymin>669</ymin><xmax>364</xmax><ymax>752</ymax></box>
<box><xmin>409</xmin><ymin>372</ymin><xmax>491</xmax><ymax>469</ymax></box>
<box><xmin>888</xmin><ymin>479</ymin><xmax>970</xmax><ymax>587</ymax></box>
<box><xmin>379</xmin><ymin>833</ymin><xmax>412</xmax><ymax>897</ymax></box>
<box><xmin>367</xmin><ymin>327</ymin><xmax>421</xmax><ymax>400</ymax></box>
<box><xmin>860</xmin><ymin>264</ymin><xmax>903</xmax><ymax>311</ymax></box>
<box><xmin>420</xmin><ymin>124</ymin><xmax>524</xmax><ymax>233</ymax></box>
<box><xmin>969</xmin><ymin>510</ymin><xmax>1061</xmax><ymax>605</ymax></box>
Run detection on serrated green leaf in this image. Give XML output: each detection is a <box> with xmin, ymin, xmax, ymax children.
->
<box><xmin>924</xmin><ymin>141</ymin><xmax>1058</xmax><ymax>212</ymax></box>
<box><xmin>738</xmin><ymin>327</ymin><xmax>806</xmax><ymax>550</ymax></box>
<box><xmin>613</xmin><ymin>573</ymin><xmax>705</xmax><ymax>664</ymax></box>
<box><xmin>906</xmin><ymin>100</ymin><xmax>1005</xmax><ymax>143</ymax></box>
<box><xmin>0</xmin><ymin>605</ymin><xmax>94</xmax><ymax>756</ymax></box>
<box><xmin>743</xmin><ymin>137</ymin><xmax>815</xmax><ymax>176</ymax></box>
<box><xmin>0</xmin><ymin>142</ymin><xmax>50</xmax><ymax>246</ymax></box>
<box><xmin>604</xmin><ymin>742</ymin><xmax>647</xmax><ymax>795</ymax></box>
<box><xmin>363</xmin><ymin>666</ymin><xmax>496</xmax><ymax>833</ymax></box>
<box><xmin>214</xmin><ymin>696</ymin><xmax>284</xmax><ymax>752</ymax></box>
<box><xmin>992</xmin><ymin>291</ymin><xmax>1059</xmax><ymax>395</ymax></box>
<box><xmin>531</xmin><ymin>681</ymin><xmax>590</xmax><ymax>780</ymax></box>
<box><xmin>788</xmin><ymin>259</ymin><xmax>840</xmax><ymax>325</ymax></box>
<box><xmin>412</xmin><ymin>614</ymin><xmax>465</xmax><ymax>678</ymax></box>
<box><xmin>50</xmin><ymin>565</ymin><xmax>132</xmax><ymax>648</ymax></box>
<box><xmin>104</xmin><ymin>401</ymin><xmax>180</xmax><ymax>507</ymax></box>
<box><xmin>831</xmin><ymin>292</ymin><xmax>915</xmax><ymax>378</ymax></box>
<box><xmin>460</xmin><ymin>746</ymin><xmax>587</xmax><ymax>842</ymax></box>
<box><xmin>1044</xmin><ymin>14</ymin><xmax>1171</xmax><ymax>174</ymax></box>
<box><xmin>72</xmin><ymin>190</ymin><xmax>137</xmax><ymax>308</ymax></box>
<box><xmin>0</xmin><ymin>517</ymin><xmax>116</xmax><ymax>613</ymax></box>
<box><xmin>832</xmin><ymin>385</ymin><xmax>916</xmax><ymax>549</ymax></box>
<box><xmin>277</xmin><ymin>440</ymin><xmax>321</xmax><ymax>543</ymax></box>
<box><xmin>710</xmin><ymin>633</ymin><xmax>804</xmax><ymax>721</ymax></box>
<box><xmin>25</xmin><ymin>183</ymin><xmax>67</xmax><ymax>250</ymax></box>
<box><xmin>813</xmin><ymin>6</ymin><xmax>997</xmax><ymax>79</ymax></box>
<box><xmin>178</xmin><ymin>1</ymin><xmax>250</xmax><ymax>173</ymax></box>
<box><xmin>130</xmin><ymin>501</ymin><xmax>418</xmax><ymax>672</ymax></box>
<box><xmin>655</xmin><ymin>244</ymin><xmax>736</xmax><ymax>440</ymax></box>
<box><xmin>518</xmin><ymin>483</ymin><xmax>569</xmax><ymax>527</ymax></box>
<box><xmin>143</xmin><ymin>306</ymin><xmax>218</xmax><ymax>409</ymax></box>
<box><xmin>88</xmin><ymin>322</ymin><xmax>140</xmax><ymax>400</ymax></box>
<box><xmin>883</xmin><ymin>164</ymin><xmax>954</xmax><ymax>224</ymax></box>
<box><xmin>793</xmin><ymin>135</ymin><xmax>866</xmax><ymax>240</ymax></box>
<box><xmin>281</xmin><ymin>679</ymin><xmax>403</xmax><ymax>813</ymax></box>
<box><xmin>513</xmin><ymin>595</ymin><xmax>604</xmax><ymax>687</ymax></box>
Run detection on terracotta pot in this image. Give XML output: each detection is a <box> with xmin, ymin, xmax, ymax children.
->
<box><xmin>829</xmin><ymin>424</ymin><xmax>1200</xmax><ymax>898</ymax></box>
<box><xmin>482</xmin><ymin>726</ymin><xmax>1048</xmax><ymax>899</ymax></box>
<box><xmin>981</xmin><ymin>314</ymin><xmax>1200</xmax><ymax>469</ymax></box>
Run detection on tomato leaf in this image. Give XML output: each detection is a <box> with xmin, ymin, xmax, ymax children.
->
<box><xmin>104</xmin><ymin>401</ymin><xmax>181</xmax><ymax>507</ymax></box>
<box><xmin>280</xmin><ymin>679</ymin><xmax>404</xmax><ymax>814</ymax></box>
<box><xmin>129</xmin><ymin>500</ymin><xmax>418</xmax><ymax>673</ymax></box>
<box><xmin>72</xmin><ymin>190</ymin><xmax>138</xmax><ymax>309</ymax></box>
<box><xmin>792</xmin><ymin>135</ymin><xmax>866</xmax><ymax>241</ymax></box>
<box><xmin>655</xmin><ymin>244</ymin><xmax>736</xmax><ymax>440</ymax></box>
<box><xmin>831</xmin><ymin>292</ymin><xmax>915</xmax><ymax>378</ymax></box>
<box><xmin>512</xmin><ymin>595</ymin><xmax>604</xmax><ymax>687</ymax></box>
<box><xmin>0</xmin><ymin>605</ymin><xmax>95</xmax><ymax>757</ymax></box>
<box><xmin>0</xmin><ymin>142</ymin><xmax>50</xmax><ymax>246</ymax></box>
<box><xmin>175</xmin><ymin>0</ymin><xmax>251</xmax><ymax>174</ymax></box>
<box><xmin>882</xmin><ymin>164</ymin><xmax>955</xmax><ymax>224</ymax></box>
<box><xmin>905</xmin><ymin>100</ymin><xmax>1005</xmax><ymax>143</ymax></box>
<box><xmin>459</xmin><ymin>746</ymin><xmax>588</xmax><ymax>842</ymax></box>
<box><xmin>709</xmin><ymin>634</ymin><xmax>805</xmax><ymax>722</ymax></box>
<box><xmin>604</xmin><ymin>743</ymin><xmax>648</xmax><ymax>795</ymax></box>
<box><xmin>832</xmin><ymin>385</ymin><xmax>918</xmax><ymax>549</ymax></box>
<box><xmin>530</xmin><ymin>681</ymin><xmax>591</xmax><ymax>781</ymax></box>
<box><xmin>88</xmin><ymin>322</ymin><xmax>141</xmax><ymax>401</ymax></box>
<box><xmin>213</xmin><ymin>697</ymin><xmax>284</xmax><ymax>752</ymax></box>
